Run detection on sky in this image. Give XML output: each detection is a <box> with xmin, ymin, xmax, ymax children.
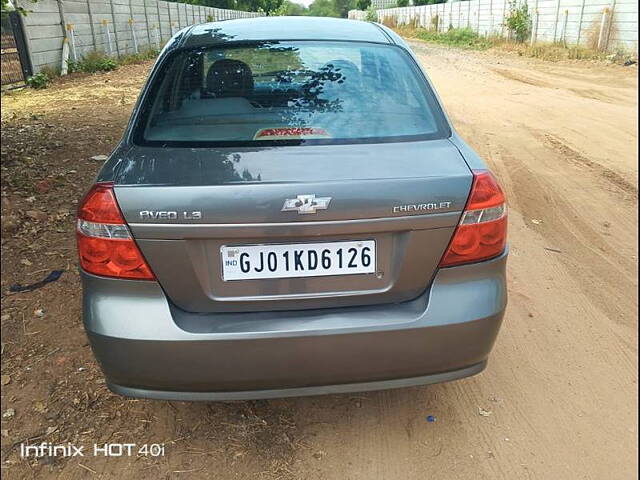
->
<box><xmin>289</xmin><ymin>0</ymin><xmax>315</xmax><ymax>6</ymax></box>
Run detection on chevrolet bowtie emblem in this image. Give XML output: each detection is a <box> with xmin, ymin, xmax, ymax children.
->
<box><xmin>282</xmin><ymin>194</ymin><xmax>332</xmax><ymax>214</ymax></box>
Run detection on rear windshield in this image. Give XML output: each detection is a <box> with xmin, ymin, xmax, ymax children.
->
<box><xmin>133</xmin><ymin>41</ymin><xmax>450</xmax><ymax>147</ymax></box>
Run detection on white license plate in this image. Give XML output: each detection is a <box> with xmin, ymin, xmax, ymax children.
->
<box><xmin>221</xmin><ymin>240</ymin><xmax>376</xmax><ymax>281</ymax></box>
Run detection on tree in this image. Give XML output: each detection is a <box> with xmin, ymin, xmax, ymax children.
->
<box><xmin>413</xmin><ymin>0</ymin><xmax>445</xmax><ymax>5</ymax></box>
<box><xmin>395</xmin><ymin>0</ymin><xmax>409</xmax><ymax>6</ymax></box>
<box><xmin>307</xmin><ymin>0</ymin><xmax>340</xmax><ymax>17</ymax></box>
<box><xmin>256</xmin><ymin>0</ymin><xmax>285</xmax><ymax>15</ymax></box>
<box><xmin>364</xmin><ymin>5</ymin><xmax>377</xmax><ymax>21</ymax></box>
<box><xmin>273</xmin><ymin>0</ymin><xmax>308</xmax><ymax>15</ymax></box>
<box><xmin>185</xmin><ymin>0</ymin><xmax>284</xmax><ymax>14</ymax></box>
<box><xmin>2</xmin><ymin>0</ymin><xmax>34</xmax><ymax>16</ymax></box>
<box><xmin>334</xmin><ymin>0</ymin><xmax>356</xmax><ymax>17</ymax></box>
<box><xmin>179</xmin><ymin>0</ymin><xmax>239</xmax><ymax>10</ymax></box>
<box><xmin>356</xmin><ymin>0</ymin><xmax>370</xmax><ymax>10</ymax></box>
<box><xmin>306</xmin><ymin>0</ymin><xmax>355</xmax><ymax>18</ymax></box>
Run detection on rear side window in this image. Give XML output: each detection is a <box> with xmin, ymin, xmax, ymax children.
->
<box><xmin>133</xmin><ymin>41</ymin><xmax>450</xmax><ymax>147</ymax></box>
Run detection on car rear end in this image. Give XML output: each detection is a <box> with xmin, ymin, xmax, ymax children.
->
<box><xmin>78</xmin><ymin>21</ymin><xmax>508</xmax><ymax>400</ymax></box>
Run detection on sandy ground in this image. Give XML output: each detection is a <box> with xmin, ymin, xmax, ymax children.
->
<box><xmin>1</xmin><ymin>43</ymin><xmax>637</xmax><ymax>479</ymax></box>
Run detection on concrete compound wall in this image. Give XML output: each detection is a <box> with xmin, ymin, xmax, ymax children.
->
<box><xmin>16</xmin><ymin>0</ymin><xmax>262</xmax><ymax>73</ymax></box>
<box><xmin>349</xmin><ymin>0</ymin><xmax>637</xmax><ymax>53</ymax></box>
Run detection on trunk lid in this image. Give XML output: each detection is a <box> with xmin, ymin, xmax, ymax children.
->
<box><xmin>112</xmin><ymin>139</ymin><xmax>471</xmax><ymax>312</ymax></box>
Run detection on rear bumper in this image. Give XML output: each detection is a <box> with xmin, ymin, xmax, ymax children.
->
<box><xmin>83</xmin><ymin>250</ymin><xmax>507</xmax><ymax>400</ymax></box>
<box><xmin>107</xmin><ymin>362</ymin><xmax>487</xmax><ymax>401</ymax></box>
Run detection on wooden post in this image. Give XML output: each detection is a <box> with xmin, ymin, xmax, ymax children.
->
<box><xmin>489</xmin><ymin>0</ymin><xmax>493</xmax><ymax>35</ymax></box>
<box><xmin>442</xmin><ymin>2</ymin><xmax>446</xmax><ymax>31</ymax></box>
<box><xmin>129</xmin><ymin>18</ymin><xmax>138</xmax><ymax>53</ymax></box>
<box><xmin>576</xmin><ymin>0</ymin><xmax>586</xmax><ymax>45</ymax></box>
<box><xmin>143</xmin><ymin>0</ymin><xmax>151</xmax><ymax>47</ymax></box>
<box><xmin>530</xmin><ymin>8</ymin><xmax>539</xmax><ymax>45</ymax></box>
<box><xmin>597</xmin><ymin>6</ymin><xmax>609</xmax><ymax>50</ymax></box>
<box><xmin>501</xmin><ymin>0</ymin><xmax>507</xmax><ymax>36</ymax></box>
<box><xmin>56</xmin><ymin>0</ymin><xmax>67</xmax><ymax>35</ymax></box>
<box><xmin>61</xmin><ymin>37</ymin><xmax>69</xmax><ymax>74</ymax></box>
<box><xmin>156</xmin><ymin>0</ymin><xmax>162</xmax><ymax>43</ymax></box>
<box><xmin>552</xmin><ymin>0</ymin><xmax>561</xmax><ymax>43</ymax></box>
<box><xmin>467</xmin><ymin>0</ymin><xmax>471</xmax><ymax>28</ymax></box>
<box><xmin>167</xmin><ymin>2</ymin><xmax>173</xmax><ymax>35</ymax></box>
<box><xmin>604</xmin><ymin>0</ymin><xmax>616</xmax><ymax>51</ymax></box>
<box><xmin>102</xmin><ymin>19</ymin><xmax>113</xmax><ymax>54</ymax></box>
<box><xmin>477</xmin><ymin>0</ymin><xmax>481</xmax><ymax>33</ymax></box>
<box><xmin>109</xmin><ymin>0</ymin><xmax>120</xmax><ymax>56</ymax></box>
<box><xmin>67</xmin><ymin>24</ymin><xmax>77</xmax><ymax>61</ymax></box>
<box><xmin>86</xmin><ymin>0</ymin><xmax>98</xmax><ymax>50</ymax></box>
<box><xmin>128</xmin><ymin>0</ymin><xmax>134</xmax><ymax>52</ymax></box>
<box><xmin>561</xmin><ymin>9</ymin><xmax>568</xmax><ymax>45</ymax></box>
<box><xmin>176</xmin><ymin>1</ymin><xmax>181</xmax><ymax>29</ymax></box>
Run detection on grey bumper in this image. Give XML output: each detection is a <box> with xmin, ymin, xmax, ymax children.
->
<box><xmin>83</xmin><ymin>250</ymin><xmax>507</xmax><ymax>400</ymax></box>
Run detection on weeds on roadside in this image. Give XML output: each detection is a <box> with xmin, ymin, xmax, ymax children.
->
<box><xmin>68</xmin><ymin>50</ymin><xmax>117</xmax><ymax>74</ymax></box>
<box><xmin>25</xmin><ymin>72</ymin><xmax>50</xmax><ymax>89</ymax></box>
<box><xmin>398</xmin><ymin>26</ymin><xmax>497</xmax><ymax>50</ymax></box>
<box><xmin>27</xmin><ymin>47</ymin><xmax>161</xmax><ymax>90</ymax></box>
<box><xmin>380</xmin><ymin>15</ymin><xmax>397</xmax><ymax>28</ymax></box>
<box><xmin>40</xmin><ymin>65</ymin><xmax>61</xmax><ymax>78</ymax></box>
<box><xmin>501</xmin><ymin>42</ymin><xmax>613</xmax><ymax>61</ymax></box>
<box><xmin>393</xmin><ymin>24</ymin><xmax>635</xmax><ymax>64</ymax></box>
<box><xmin>118</xmin><ymin>47</ymin><xmax>160</xmax><ymax>66</ymax></box>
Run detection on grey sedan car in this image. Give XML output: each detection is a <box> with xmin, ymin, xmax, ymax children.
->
<box><xmin>77</xmin><ymin>16</ymin><xmax>507</xmax><ymax>400</ymax></box>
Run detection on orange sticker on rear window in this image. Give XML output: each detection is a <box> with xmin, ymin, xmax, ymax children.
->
<box><xmin>253</xmin><ymin>127</ymin><xmax>331</xmax><ymax>140</ymax></box>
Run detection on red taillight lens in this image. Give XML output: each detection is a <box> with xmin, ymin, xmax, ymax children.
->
<box><xmin>76</xmin><ymin>183</ymin><xmax>155</xmax><ymax>280</ymax></box>
<box><xmin>439</xmin><ymin>170</ymin><xmax>507</xmax><ymax>267</ymax></box>
<box><xmin>78</xmin><ymin>184</ymin><xmax>123</xmax><ymax>223</ymax></box>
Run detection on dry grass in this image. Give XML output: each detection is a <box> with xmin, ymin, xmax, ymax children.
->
<box><xmin>498</xmin><ymin>42</ymin><xmax>610</xmax><ymax>61</ymax></box>
<box><xmin>390</xmin><ymin>23</ymin><xmax>636</xmax><ymax>64</ymax></box>
<box><xmin>1</xmin><ymin>62</ymin><xmax>151</xmax><ymax>121</ymax></box>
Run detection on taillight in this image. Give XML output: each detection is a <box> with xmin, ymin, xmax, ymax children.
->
<box><xmin>439</xmin><ymin>170</ymin><xmax>507</xmax><ymax>267</ymax></box>
<box><xmin>76</xmin><ymin>183</ymin><xmax>155</xmax><ymax>280</ymax></box>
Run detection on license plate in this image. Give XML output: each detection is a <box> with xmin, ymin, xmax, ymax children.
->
<box><xmin>221</xmin><ymin>240</ymin><xmax>376</xmax><ymax>281</ymax></box>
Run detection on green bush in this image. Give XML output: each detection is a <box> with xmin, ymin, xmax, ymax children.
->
<box><xmin>118</xmin><ymin>47</ymin><xmax>160</xmax><ymax>66</ymax></box>
<box><xmin>442</xmin><ymin>27</ymin><xmax>479</xmax><ymax>44</ymax></box>
<box><xmin>365</xmin><ymin>5</ymin><xmax>377</xmax><ymax>21</ymax></box>
<box><xmin>26</xmin><ymin>72</ymin><xmax>51</xmax><ymax>89</ymax></box>
<box><xmin>396</xmin><ymin>0</ymin><xmax>409</xmax><ymax>6</ymax></box>
<box><xmin>415</xmin><ymin>27</ymin><xmax>492</xmax><ymax>49</ymax></box>
<box><xmin>68</xmin><ymin>51</ymin><xmax>117</xmax><ymax>73</ymax></box>
<box><xmin>505</xmin><ymin>0</ymin><xmax>531</xmax><ymax>43</ymax></box>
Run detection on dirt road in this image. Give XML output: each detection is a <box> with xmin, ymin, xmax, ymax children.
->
<box><xmin>1</xmin><ymin>43</ymin><xmax>637</xmax><ymax>479</ymax></box>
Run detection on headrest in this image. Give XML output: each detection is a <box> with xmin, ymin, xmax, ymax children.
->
<box><xmin>206</xmin><ymin>59</ymin><xmax>254</xmax><ymax>98</ymax></box>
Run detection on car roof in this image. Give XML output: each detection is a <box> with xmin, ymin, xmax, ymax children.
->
<box><xmin>180</xmin><ymin>16</ymin><xmax>394</xmax><ymax>49</ymax></box>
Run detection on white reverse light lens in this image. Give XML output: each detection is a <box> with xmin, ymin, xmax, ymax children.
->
<box><xmin>77</xmin><ymin>219</ymin><xmax>131</xmax><ymax>239</ymax></box>
<box><xmin>459</xmin><ymin>204</ymin><xmax>506</xmax><ymax>225</ymax></box>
